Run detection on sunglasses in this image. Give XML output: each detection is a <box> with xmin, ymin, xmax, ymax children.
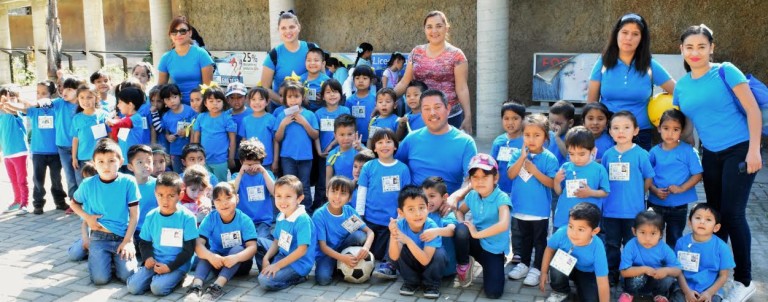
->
<box><xmin>170</xmin><ymin>28</ymin><xmax>189</xmax><ymax>36</ymax></box>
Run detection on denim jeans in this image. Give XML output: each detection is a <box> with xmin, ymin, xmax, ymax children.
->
<box><xmin>670</xmin><ymin>285</ymin><xmax>723</xmax><ymax>302</ymax></box>
<box><xmin>126</xmin><ymin>266</ymin><xmax>187</xmax><ymax>296</ymax></box>
<box><xmin>280</xmin><ymin>158</ymin><xmax>313</xmax><ymax>212</ymax></box>
<box><xmin>447</xmin><ymin>110</ymin><xmax>464</xmax><ymax>130</ymax></box>
<box><xmin>601</xmin><ymin>217</ymin><xmax>635</xmax><ymax>273</ymax></box>
<box><xmin>516</xmin><ymin>218</ymin><xmax>549</xmax><ymax>269</ymax></box>
<box><xmin>649</xmin><ymin>204</ymin><xmax>689</xmax><ymax>248</ymax></box>
<box><xmin>31</xmin><ymin>153</ymin><xmax>67</xmax><ymax>208</ymax></box>
<box><xmin>195</xmin><ymin>245</ymin><xmax>253</xmax><ymax>283</ymax></box>
<box><xmin>549</xmin><ymin>268</ymin><xmax>598</xmax><ymax>302</ymax></box>
<box><xmin>254</xmin><ymin>222</ymin><xmax>276</xmax><ymax>271</ymax></box>
<box><xmin>88</xmin><ymin>231</ymin><xmax>138</xmax><ymax>285</ymax></box>
<box><xmin>312</xmin><ymin>155</ymin><xmax>327</xmax><ymax>212</ymax></box>
<box><xmin>315</xmin><ymin>230</ymin><xmax>367</xmax><ymax>285</ymax></box>
<box><xmin>701</xmin><ymin>141</ymin><xmax>755</xmax><ymax>284</ymax></box>
<box><xmin>634</xmin><ymin>128</ymin><xmax>654</xmax><ymax>151</ymax></box>
<box><xmin>454</xmin><ymin>224</ymin><xmax>506</xmax><ymax>299</ymax></box>
<box><xmin>397</xmin><ymin>247</ymin><xmax>448</xmax><ymax>288</ymax></box>
<box><xmin>623</xmin><ymin>275</ymin><xmax>675</xmax><ymax>297</ymax></box>
<box><xmin>257</xmin><ymin>255</ymin><xmax>306</xmax><ymax>290</ymax></box>
<box><xmin>57</xmin><ymin>146</ymin><xmax>78</xmax><ymax>197</ymax></box>
<box><xmin>68</xmin><ymin>238</ymin><xmax>89</xmax><ymax>261</ymax></box>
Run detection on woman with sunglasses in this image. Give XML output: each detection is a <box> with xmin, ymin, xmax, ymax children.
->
<box><xmin>587</xmin><ymin>13</ymin><xmax>676</xmax><ymax>151</ymax></box>
<box><xmin>157</xmin><ymin>16</ymin><xmax>214</xmax><ymax>105</ymax></box>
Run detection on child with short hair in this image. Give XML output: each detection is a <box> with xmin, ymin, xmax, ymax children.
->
<box><xmin>107</xmin><ymin>86</ymin><xmax>146</xmax><ymax>168</ymax></box>
<box><xmin>0</xmin><ymin>87</ymin><xmax>30</xmax><ymax>213</ymax></box>
<box><xmin>618</xmin><ymin>210</ymin><xmax>681</xmax><ymax>302</ymax></box>
<box><xmin>672</xmin><ymin>204</ymin><xmax>734</xmax><ymax>302</ymax></box>
<box><xmin>325</xmin><ymin>114</ymin><xmax>359</xmax><ymax>181</ymax></box>
<box><xmin>553</xmin><ymin>126</ymin><xmax>610</xmax><ymax>228</ymax></box>
<box><xmin>367</xmin><ymin>88</ymin><xmax>399</xmax><ymax>149</ymax></box>
<box><xmin>180</xmin><ymin>165</ymin><xmax>213</xmax><ymax>224</ymax></box>
<box><xmin>421</xmin><ymin>176</ymin><xmax>458</xmax><ymax>278</ymax></box>
<box><xmin>54</xmin><ymin>77</ymin><xmax>85</xmax><ymax>198</ymax></box>
<box><xmin>395</xmin><ymin>80</ymin><xmax>428</xmax><ymax>141</ymax></box>
<box><xmin>90</xmin><ymin>70</ymin><xmax>115</xmax><ymax>113</ymax></box>
<box><xmin>240</xmin><ymin>87</ymin><xmax>277</xmax><ymax>171</ymax></box>
<box><xmin>345</xmin><ymin>66</ymin><xmax>377</xmax><ymax>144</ymax></box>
<box><xmin>540</xmin><ymin>202</ymin><xmax>610</xmax><ymax>302</ymax></box>
<box><xmin>191</xmin><ymin>86</ymin><xmax>237</xmax><ymax>182</ymax></box>
<box><xmin>349</xmin><ymin>149</ymin><xmax>376</xmax><ymax>210</ymax></box>
<box><xmin>69</xmin><ymin>138</ymin><xmax>139</xmax><ymax>285</ymax></box>
<box><xmin>160</xmin><ymin>84</ymin><xmax>197</xmax><ymax>173</ymax></box>
<box><xmin>301</xmin><ymin>47</ymin><xmax>331</xmax><ymax>112</ymax></box>
<box><xmin>127</xmin><ymin>145</ymin><xmax>158</xmax><ymax>250</ymax></box>
<box><xmin>180</xmin><ymin>143</ymin><xmax>219</xmax><ymax>186</ymax></box>
<box><xmin>126</xmin><ymin>172</ymin><xmax>198</xmax><ymax>296</ymax></box>
<box><xmin>232</xmin><ymin>138</ymin><xmax>276</xmax><ymax>259</ymax></box>
<box><xmin>493</xmin><ymin>100</ymin><xmax>526</xmax><ymax>264</ymax></box>
<box><xmin>114</xmin><ymin>79</ymin><xmax>153</xmax><ymax>146</ymax></box>
<box><xmin>258</xmin><ymin>175</ymin><xmax>317</xmax><ymax>290</ymax></box>
<box><xmin>548</xmin><ymin>100</ymin><xmax>575</xmax><ymax>166</ymax></box>
<box><xmin>189</xmin><ymin>87</ymin><xmax>203</xmax><ymax>113</ymax></box>
<box><xmin>71</xmin><ymin>85</ymin><xmax>110</xmax><ymax>184</ymax></box>
<box><xmin>390</xmin><ymin>185</ymin><xmax>447</xmax><ymax>299</ymax></box>
<box><xmin>313</xmin><ymin>176</ymin><xmax>375</xmax><ymax>285</ymax></box>
<box><xmin>581</xmin><ymin>102</ymin><xmax>614</xmax><ymax>162</ymax></box>
<box><xmin>67</xmin><ymin>162</ymin><xmax>97</xmax><ymax>261</ymax></box>
<box><xmin>150</xmin><ymin>144</ymin><xmax>170</xmax><ymax>177</ymax></box>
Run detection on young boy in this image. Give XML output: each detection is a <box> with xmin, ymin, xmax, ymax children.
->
<box><xmin>540</xmin><ymin>202</ymin><xmax>610</xmax><ymax>302</ymax></box>
<box><xmin>671</xmin><ymin>204</ymin><xmax>735</xmax><ymax>302</ymax></box>
<box><xmin>258</xmin><ymin>175</ymin><xmax>316</xmax><ymax>290</ymax></box>
<box><xmin>225</xmin><ymin>82</ymin><xmax>253</xmax><ymax>173</ymax></box>
<box><xmin>548</xmin><ymin>100</ymin><xmax>575</xmax><ymax>167</ymax></box>
<box><xmin>300</xmin><ymin>47</ymin><xmax>331</xmax><ymax>111</ymax></box>
<box><xmin>349</xmin><ymin>149</ymin><xmax>376</xmax><ymax>210</ymax></box>
<box><xmin>126</xmin><ymin>145</ymin><xmax>158</xmax><ymax>256</ymax></box>
<box><xmin>395</xmin><ymin>80</ymin><xmax>428</xmax><ymax>141</ymax></box>
<box><xmin>68</xmin><ymin>138</ymin><xmax>139</xmax><ymax>285</ymax></box>
<box><xmin>421</xmin><ymin>176</ymin><xmax>458</xmax><ymax>278</ymax></box>
<box><xmin>180</xmin><ymin>143</ymin><xmax>219</xmax><ymax>186</ymax></box>
<box><xmin>552</xmin><ymin>126</ymin><xmax>610</xmax><ymax>229</ymax></box>
<box><xmin>344</xmin><ymin>66</ymin><xmax>377</xmax><ymax>145</ymax></box>
<box><xmin>107</xmin><ymin>87</ymin><xmax>146</xmax><ymax>170</ymax></box>
<box><xmin>325</xmin><ymin>114</ymin><xmax>360</xmax><ymax>181</ymax></box>
<box><xmin>91</xmin><ymin>70</ymin><xmax>114</xmax><ymax>113</ymax></box>
<box><xmin>126</xmin><ymin>172</ymin><xmax>198</xmax><ymax>296</ymax></box>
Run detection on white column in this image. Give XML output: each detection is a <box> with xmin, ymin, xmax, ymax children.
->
<box><xmin>268</xmin><ymin>0</ymin><xmax>294</xmax><ymax>48</ymax></box>
<box><xmin>0</xmin><ymin>5</ymin><xmax>10</xmax><ymax>84</ymax></box>
<box><xmin>475</xmin><ymin>0</ymin><xmax>509</xmax><ymax>142</ymax></box>
<box><xmin>31</xmin><ymin>0</ymin><xmax>47</xmax><ymax>80</ymax></box>
<box><xmin>82</xmin><ymin>0</ymin><xmax>106</xmax><ymax>73</ymax></box>
<box><xmin>149</xmin><ymin>0</ymin><xmax>171</xmax><ymax>68</ymax></box>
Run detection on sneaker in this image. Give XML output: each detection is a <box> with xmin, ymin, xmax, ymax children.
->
<box><xmin>200</xmin><ymin>284</ymin><xmax>225</xmax><ymax>302</ymax></box>
<box><xmin>64</xmin><ymin>207</ymin><xmax>75</xmax><ymax>215</ymax></box>
<box><xmin>185</xmin><ymin>284</ymin><xmax>203</xmax><ymax>299</ymax></box>
<box><xmin>372</xmin><ymin>262</ymin><xmax>397</xmax><ymax>280</ymax></box>
<box><xmin>653</xmin><ymin>295</ymin><xmax>669</xmax><ymax>302</ymax></box>
<box><xmin>456</xmin><ymin>256</ymin><xmax>475</xmax><ymax>287</ymax></box>
<box><xmin>33</xmin><ymin>207</ymin><xmax>44</xmax><ymax>215</ymax></box>
<box><xmin>545</xmin><ymin>291</ymin><xmax>569</xmax><ymax>302</ymax></box>
<box><xmin>399</xmin><ymin>283</ymin><xmax>418</xmax><ymax>296</ymax></box>
<box><xmin>523</xmin><ymin>268</ymin><xmax>541</xmax><ymax>286</ymax></box>
<box><xmin>618</xmin><ymin>292</ymin><xmax>634</xmax><ymax>302</ymax></box>
<box><xmin>726</xmin><ymin>280</ymin><xmax>756</xmax><ymax>302</ymax></box>
<box><xmin>16</xmin><ymin>207</ymin><xmax>29</xmax><ymax>216</ymax></box>
<box><xmin>6</xmin><ymin>203</ymin><xmax>20</xmax><ymax>212</ymax></box>
<box><xmin>507</xmin><ymin>263</ymin><xmax>529</xmax><ymax>280</ymax></box>
<box><xmin>511</xmin><ymin>254</ymin><xmax>522</xmax><ymax>264</ymax></box>
<box><xmin>55</xmin><ymin>204</ymin><xmax>70</xmax><ymax>211</ymax></box>
<box><xmin>423</xmin><ymin>286</ymin><xmax>440</xmax><ymax>299</ymax></box>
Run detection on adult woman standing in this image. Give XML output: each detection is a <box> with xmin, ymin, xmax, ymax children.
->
<box><xmin>587</xmin><ymin>13</ymin><xmax>675</xmax><ymax>150</ymax></box>
<box><xmin>157</xmin><ymin>16</ymin><xmax>214</xmax><ymax>105</ymax></box>
<box><xmin>394</xmin><ymin>11</ymin><xmax>473</xmax><ymax>135</ymax></box>
<box><xmin>260</xmin><ymin>11</ymin><xmax>315</xmax><ymax>104</ymax></box>
<box><xmin>673</xmin><ymin>24</ymin><xmax>760</xmax><ymax>302</ymax></box>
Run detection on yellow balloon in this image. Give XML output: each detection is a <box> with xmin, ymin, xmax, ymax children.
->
<box><xmin>647</xmin><ymin>92</ymin><xmax>678</xmax><ymax>127</ymax></box>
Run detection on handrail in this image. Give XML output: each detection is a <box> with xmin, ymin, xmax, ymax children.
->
<box><xmin>37</xmin><ymin>49</ymin><xmax>86</xmax><ymax>71</ymax></box>
<box><xmin>88</xmin><ymin>50</ymin><xmax>152</xmax><ymax>74</ymax></box>
<box><xmin>0</xmin><ymin>47</ymin><xmax>33</xmax><ymax>83</ymax></box>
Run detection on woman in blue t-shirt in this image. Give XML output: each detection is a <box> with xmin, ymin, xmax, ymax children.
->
<box><xmin>157</xmin><ymin>16</ymin><xmax>214</xmax><ymax>105</ymax></box>
<box><xmin>587</xmin><ymin>13</ymin><xmax>675</xmax><ymax>151</ymax></box>
<box><xmin>672</xmin><ymin>24</ymin><xmax>762</xmax><ymax>302</ymax></box>
<box><xmin>260</xmin><ymin>11</ymin><xmax>314</xmax><ymax>106</ymax></box>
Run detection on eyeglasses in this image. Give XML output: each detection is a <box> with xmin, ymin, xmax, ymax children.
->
<box><xmin>170</xmin><ymin>28</ymin><xmax>189</xmax><ymax>36</ymax></box>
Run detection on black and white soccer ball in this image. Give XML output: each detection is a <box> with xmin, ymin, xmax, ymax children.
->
<box><xmin>336</xmin><ymin>246</ymin><xmax>374</xmax><ymax>283</ymax></box>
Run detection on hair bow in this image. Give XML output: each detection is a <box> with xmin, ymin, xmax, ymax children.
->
<box><xmin>279</xmin><ymin>9</ymin><xmax>295</xmax><ymax>16</ymax></box>
<box><xmin>356</xmin><ymin>47</ymin><xmax>363</xmax><ymax>54</ymax></box>
<box><xmin>284</xmin><ymin>71</ymin><xmax>301</xmax><ymax>83</ymax></box>
<box><xmin>199</xmin><ymin>81</ymin><xmax>220</xmax><ymax>95</ymax></box>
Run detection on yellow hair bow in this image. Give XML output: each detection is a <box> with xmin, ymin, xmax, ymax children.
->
<box><xmin>199</xmin><ymin>81</ymin><xmax>220</xmax><ymax>95</ymax></box>
<box><xmin>284</xmin><ymin>71</ymin><xmax>301</xmax><ymax>83</ymax></box>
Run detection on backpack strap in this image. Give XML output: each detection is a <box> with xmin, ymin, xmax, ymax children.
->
<box><xmin>269</xmin><ymin>48</ymin><xmax>278</xmax><ymax>67</ymax></box>
<box><xmin>717</xmin><ymin>64</ymin><xmax>735</xmax><ymax>96</ymax></box>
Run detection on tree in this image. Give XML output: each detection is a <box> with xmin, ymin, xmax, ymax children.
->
<box><xmin>46</xmin><ymin>0</ymin><xmax>61</xmax><ymax>80</ymax></box>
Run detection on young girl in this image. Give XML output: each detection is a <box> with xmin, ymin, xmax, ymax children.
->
<box><xmin>395</xmin><ymin>80</ymin><xmax>427</xmax><ymax>141</ymax></box>
<box><xmin>506</xmin><ymin>114</ymin><xmax>559</xmax><ymax>286</ymax></box>
<box><xmin>180</xmin><ymin>164</ymin><xmax>213</xmax><ymax>224</ymax></box>
<box><xmin>90</xmin><ymin>71</ymin><xmax>114</xmax><ymax>114</ymax></box>
<box><xmin>160</xmin><ymin>84</ymin><xmax>197</xmax><ymax>173</ymax></box>
<box><xmin>381</xmin><ymin>52</ymin><xmax>405</xmax><ymax>89</ymax></box>
<box><xmin>421</xmin><ymin>176</ymin><xmax>458</xmax><ymax>278</ymax></box>
<box><xmin>581</xmin><ymin>102</ymin><xmax>614</xmax><ymax>162</ymax></box>
<box><xmin>275</xmin><ymin>80</ymin><xmax>320</xmax><ymax>212</ymax></box>
<box><xmin>367</xmin><ymin>88</ymin><xmax>399</xmax><ymax>149</ymax></box>
<box><xmin>345</xmin><ymin>66</ymin><xmax>377</xmax><ymax>144</ymax></box>
<box><xmin>493</xmin><ymin>100</ymin><xmax>525</xmax><ymax>194</ymax></box>
<box><xmin>131</xmin><ymin>62</ymin><xmax>154</xmax><ymax>88</ymax></box>
<box><xmin>54</xmin><ymin>77</ymin><xmax>85</xmax><ymax>198</ymax></box>
<box><xmin>601</xmin><ymin>110</ymin><xmax>655</xmax><ymax>285</ymax></box>
<box><xmin>354</xmin><ymin>42</ymin><xmax>373</xmax><ymax>67</ymax></box>
<box><xmin>191</xmin><ymin>86</ymin><xmax>237</xmax><ymax>182</ymax></box>
<box><xmin>315</xmin><ymin>79</ymin><xmax>351</xmax><ymax>157</ymax></box>
<box><xmin>150</xmin><ymin>144</ymin><xmax>170</xmax><ymax>177</ymax></box>
<box><xmin>189</xmin><ymin>87</ymin><xmax>203</xmax><ymax>113</ymax></box>
<box><xmin>71</xmin><ymin>85</ymin><xmax>110</xmax><ymax>185</ymax></box>
<box><xmin>240</xmin><ymin>87</ymin><xmax>277</xmax><ymax>170</ymax></box>
<box><xmin>148</xmin><ymin>86</ymin><xmax>167</xmax><ymax>147</ymax></box>
<box><xmin>648</xmin><ymin>109</ymin><xmax>703</xmax><ymax>248</ymax></box>
<box><xmin>107</xmin><ymin>86</ymin><xmax>146</xmax><ymax>169</ymax></box>
<box><xmin>0</xmin><ymin>88</ymin><xmax>30</xmax><ymax>213</ymax></box>
<box><xmin>618</xmin><ymin>210</ymin><xmax>681</xmax><ymax>302</ymax></box>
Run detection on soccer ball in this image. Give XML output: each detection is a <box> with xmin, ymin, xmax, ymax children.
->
<box><xmin>337</xmin><ymin>246</ymin><xmax>374</xmax><ymax>283</ymax></box>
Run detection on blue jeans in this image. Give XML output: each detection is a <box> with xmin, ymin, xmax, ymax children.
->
<box><xmin>75</xmin><ymin>160</ymin><xmax>90</xmax><ymax>185</ymax></box>
<box><xmin>454</xmin><ymin>224</ymin><xmax>506</xmax><ymax>299</ymax></box>
<box><xmin>702</xmin><ymin>141</ymin><xmax>755</xmax><ymax>284</ymax></box>
<box><xmin>68</xmin><ymin>238</ymin><xmax>88</xmax><ymax>261</ymax></box>
<box><xmin>549</xmin><ymin>268</ymin><xmax>598</xmax><ymax>302</ymax></box>
<box><xmin>257</xmin><ymin>255</ymin><xmax>306</xmax><ymax>291</ymax></box>
<box><xmin>633</xmin><ymin>128</ymin><xmax>654</xmax><ymax>151</ymax></box>
<box><xmin>649</xmin><ymin>204</ymin><xmax>689</xmax><ymax>248</ymax></box>
<box><xmin>31</xmin><ymin>153</ymin><xmax>67</xmax><ymax>208</ymax></box>
<box><xmin>315</xmin><ymin>230</ymin><xmax>367</xmax><ymax>285</ymax></box>
<box><xmin>447</xmin><ymin>110</ymin><xmax>464</xmax><ymax>129</ymax></box>
<box><xmin>254</xmin><ymin>222</ymin><xmax>275</xmax><ymax>271</ymax></box>
<box><xmin>209</xmin><ymin>162</ymin><xmax>229</xmax><ymax>183</ymax></box>
<box><xmin>126</xmin><ymin>266</ymin><xmax>187</xmax><ymax>296</ymax></box>
<box><xmin>601</xmin><ymin>217</ymin><xmax>635</xmax><ymax>273</ymax></box>
<box><xmin>397</xmin><ymin>247</ymin><xmax>448</xmax><ymax>288</ymax></box>
<box><xmin>280</xmin><ymin>158</ymin><xmax>313</xmax><ymax>212</ymax></box>
<box><xmin>194</xmin><ymin>245</ymin><xmax>253</xmax><ymax>282</ymax></box>
<box><xmin>670</xmin><ymin>284</ymin><xmax>723</xmax><ymax>302</ymax></box>
<box><xmin>57</xmin><ymin>146</ymin><xmax>77</xmax><ymax>197</ymax></box>
<box><xmin>88</xmin><ymin>231</ymin><xmax>138</xmax><ymax>285</ymax></box>
<box><xmin>312</xmin><ymin>155</ymin><xmax>326</xmax><ymax>212</ymax></box>
<box><xmin>623</xmin><ymin>275</ymin><xmax>675</xmax><ymax>297</ymax></box>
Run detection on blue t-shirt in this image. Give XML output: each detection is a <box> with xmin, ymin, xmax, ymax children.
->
<box><xmin>276</xmin><ymin>108</ymin><xmax>319</xmax><ymax>160</ymax></box>
<box><xmin>263</xmin><ymin>41</ymin><xmax>313</xmax><ymax>92</ymax></box>
<box><xmin>161</xmin><ymin>105</ymin><xmax>197</xmax><ymax>156</ymax></box>
<box><xmin>601</xmin><ymin>145</ymin><xmax>655</xmax><ymax>219</ymax></box>
<box><xmin>359</xmin><ymin>159</ymin><xmax>411</xmax><ymax>226</ymax></box>
<box><xmin>620</xmin><ymin>237</ymin><xmax>681</xmax><ymax>271</ymax></box>
<box><xmin>192</xmin><ymin>112</ymin><xmax>237</xmax><ymax>164</ymax></box>
<box><xmin>117</xmin><ymin>114</ymin><xmax>146</xmax><ymax>164</ymax></box>
<box><xmin>272</xmin><ymin>206</ymin><xmax>316</xmax><ymax>276</ymax></box>
<box><xmin>594</xmin><ymin>131</ymin><xmax>615</xmax><ymax>162</ymax></box>
<box><xmin>509</xmin><ymin>149</ymin><xmax>559</xmax><ymax>217</ymax></box>
<box><xmin>333</xmin><ymin>67</ymin><xmax>349</xmax><ymax>86</ymax></box>
<box><xmin>405</xmin><ymin>112</ymin><xmax>425</xmax><ymax>133</ymax></box>
<box><xmin>228</xmin><ymin>107</ymin><xmax>254</xmax><ymax>160</ymax></box>
<box><xmin>674</xmin><ymin>63</ymin><xmax>750</xmax><ymax>152</ymax></box>
<box><xmin>300</xmin><ymin>72</ymin><xmax>331</xmax><ymax>111</ymax></box>
<box><xmin>139</xmin><ymin>207</ymin><xmax>198</xmax><ymax>270</ymax></box>
<box><xmin>52</xmin><ymin>98</ymin><xmax>78</xmax><ymax>147</ymax></box>
<box><xmin>239</xmin><ymin>113</ymin><xmax>277</xmax><ymax>166</ymax></box>
<box><xmin>591</xmin><ymin>57</ymin><xmax>673</xmax><ymax>130</ymax></box>
<box><xmin>0</xmin><ymin>112</ymin><xmax>28</xmax><ymax>155</ymax></box>
<box><xmin>326</xmin><ymin>146</ymin><xmax>358</xmax><ymax>180</ymax></box>
<box><xmin>649</xmin><ymin>142</ymin><xmax>703</xmax><ymax>207</ymax></box>
<box><xmin>315</xmin><ymin>106</ymin><xmax>351</xmax><ymax>150</ymax></box>
<box><xmin>369</xmin><ymin>114</ymin><xmax>399</xmax><ymax>141</ymax></box>
<box><xmin>396</xmin><ymin>127</ymin><xmax>477</xmax><ymax>194</ymax></box>
<box><xmin>674</xmin><ymin>233</ymin><xmax>736</xmax><ymax>294</ymax></box>
<box><xmin>397</xmin><ymin>217</ymin><xmax>442</xmax><ymax>250</ymax></box>
<box><xmin>428</xmin><ymin>212</ymin><xmax>458</xmax><ymax>277</ymax></box>
<box><xmin>136</xmin><ymin>102</ymin><xmax>153</xmax><ymax>145</ymax></box>
<box><xmin>554</xmin><ymin>161</ymin><xmax>610</xmax><ymax>228</ymax></box>
<box><xmin>547</xmin><ymin>226</ymin><xmax>609</xmax><ymax>276</ymax></box>
<box><xmin>73</xmin><ymin>173</ymin><xmax>140</xmax><ymax>237</ymax></box>
<box><xmin>312</xmin><ymin>204</ymin><xmax>367</xmax><ymax>257</ymax></box>
<box><xmin>158</xmin><ymin>45</ymin><xmax>214</xmax><ymax>103</ymax></box>
<box><xmin>236</xmin><ymin>170</ymin><xmax>275</xmax><ymax>225</ymax></box>
<box><xmin>70</xmin><ymin>110</ymin><xmax>110</xmax><ymax>161</ymax></box>
<box><xmin>491</xmin><ymin>133</ymin><xmax>524</xmax><ymax>193</ymax></box>
<box><xmin>199</xmin><ymin>209</ymin><xmax>258</xmax><ymax>255</ymax></box>
<box><xmin>344</xmin><ymin>93</ymin><xmax>376</xmax><ymax>142</ymax></box>
<box><xmin>25</xmin><ymin>107</ymin><xmax>57</xmax><ymax>154</ymax></box>
<box><xmin>137</xmin><ymin>177</ymin><xmax>158</xmax><ymax>231</ymax></box>
<box><xmin>462</xmin><ymin>187</ymin><xmax>511</xmax><ymax>255</ymax></box>
<box><xmin>547</xmin><ymin>131</ymin><xmax>567</xmax><ymax>167</ymax></box>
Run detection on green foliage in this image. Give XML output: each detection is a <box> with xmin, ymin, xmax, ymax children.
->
<box><xmin>11</xmin><ymin>56</ymin><xmax>36</xmax><ymax>86</ymax></box>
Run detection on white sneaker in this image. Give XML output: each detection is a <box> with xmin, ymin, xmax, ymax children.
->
<box><xmin>726</xmin><ymin>280</ymin><xmax>756</xmax><ymax>302</ymax></box>
<box><xmin>507</xmin><ymin>263</ymin><xmax>529</xmax><ymax>280</ymax></box>
<box><xmin>545</xmin><ymin>291</ymin><xmax>569</xmax><ymax>302</ymax></box>
<box><xmin>523</xmin><ymin>268</ymin><xmax>541</xmax><ymax>286</ymax></box>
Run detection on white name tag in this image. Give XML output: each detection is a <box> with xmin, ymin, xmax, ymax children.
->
<box><xmin>566</xmin><ymin>179</ymin><xmax>588</xmax><ymax>198</ymax></box>
<box><xmin>551</xmin><ymin>248</ymin><xmax>578</xmax><ymax>276</ymax></box>
<box><xmin>341</xmin><ymin>215</ymin><xmax>364</xmax><ymax>233</ymax></box>
<box><xmin>176</xmin><ymin>121</ymin><xmax>190</xmax><ymax>133</ymax></box>
<box><xmin>307</xmin><ymin>88</ymin><xmax>317</xmax><ymax>101</ymax></box>
<box><xmin>497</xmin><ymin>147</ymin><xmax>513</xmax><ymax>162</ymax></box>
<box><xmin>117</xmin><ymin>128</ymin><xmax>130</xmax><ymax>141</ymax></box>
<box><xmin>678</xmin><ymin>251</ymin><xmax>701</xmax><ymax>272</ymax></box>
<box><xmin>278</xmin><ymin>230</ymin><xmax>293</xmax><ymax>252</ymax></box>
<box><xmin>246</xmin><ymin>185</ymin><xmax>265</xmax><ymax>202</ymax></box>
<box><xmin>142</xmin><ymin>117</ymin><xmax>149</xmax><ymax>129</ymax></box>
<box><xmin>221</xmin><ymin>231</ymin><xmax>242</xmax><ymax>249</ymax></box>
<box><xmin>38</xmin><ymin>116</ymin><xmax>54</xmax><ymax>129</ymax></box>
<box><xmin>382</xmin><ymin>175</ymin><xmax>401</xmax><ymax>192</ymax></box>
<box><xmin>609</xmin><ymin>162</ymin><xmax>630</xmax><ymax>181</ymax></box>
<box><xmin>160</xmin><ymin>228</ymin><xmax>183</xmax><ymax>247</ymax></box>
<box><xmin>352</xmin><ymin>106</ymin><xmax>365</xmax><ymax>118</ymax></box>
<box><xmin>320</xmin><ymin>118</ymin><xmax>334</xmax><ymax>132</ymax></box>
<box><xmin>519</xmin><ymin>166</ymin><xmax>533</xmax><ymax>182</ymax></box>
<box><xmin>91</xmin><ymin>124</ymin><xmax>107</xmax><ymax>139</ymax></box>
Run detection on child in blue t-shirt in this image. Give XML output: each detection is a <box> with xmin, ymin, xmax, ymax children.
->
<box><xmin>313</xmin><ymin>176</ymin><xmax>375</xmax><ymax>285</ymax></box>
<box><xmin>275</xmin><ymin>80</ymin><xmax>320</xmax><ymax>212</ymax></box>
<box><xmin>160</xmin><ymin>84</ymin><xmax>197</xmax><ymax>173</ymax></box>
<box><xmin>126</xmin><ymin>145</ymin><xmax>158</xmax><ymax>256</ymax></box>
<box><xmin>186</xmin><ymin>182</ymin><xmax>259</xmax><ymax>301</ymax></box>
<box><xmin>315</xmin><ymin>80</ymin><xmax>351</xmax><ymax>157</ymax></box>
<box><xmin>421</xmin><ymin>177</ymin><xmax>458</xmax><ymax>278</ymax></box>
<box><xmin>553</xmin><ymin>126</ymin><xmax>610</xmax><ymax>228</ymax></box>
<box><xmin>619</xmin><ymin>211</ymin><xmax>682</xmax><ymax>301</ymax></box>
<box><xmin>344</xmin><ymin>66</ymin><xmax>377</xmax><ymax>144</ymax></box>
<box><xmin>453</xmin><ymin>153</ymin><xmax>511</xmax><ymax>298</ymax></box>
<box><xmin>672</xmin><ymin>204</ymin><xmax>735</xmax><ymax>302</ymax></box>
<box><xmin>233</xmin><ymin>138</ymin><xmax>276</xmax><ymax>246</ymax></box>
<box><xmin>52</xmin><ymin>77</ymin><xmax>84</xmax><ymax>198</ymax></box>
<box><xmin>68</xmin><ymin>139</ymin><xmax>139</xmax><ymax>285</ymax></box>
<box><xmin>506</xmin><ymin>114</ymin><xmax>559</xmax><ymax>285</ymax></box>
<box><xmin>389</xmin><ymin>185</ymin><xmax>447</xmax><ymax>299</ymax></box>
<box><xmin>300</xmin><ymin>47</ymin><xmax>331</xmax><ymax>112</ymax></box>
<box><xmin>191</xmin><ymin>86</ymin><xmax>237</xmax><ymax>182</ymax></box>
<box><xmin>0</xmin><ymin>87</ymin><xmax>30</xmax><ymax>213</ymax></box>
<box><xmin>108</xmin><ymin>86</ymin><xmax>146</xmax><ymax>169</ymax></box>
<box><xmin>325</xmin><ymin>114</ymin><xmax>359</xmax><ymax>182</ymax></box>
<box><xmin>91</xmin><ymin>70</ymin><xmax>114</xmax><ymax>113</ymax></box>
<box><xmin>649</xmin><ymin>109</ymin><xmax>703</xmax><ymax>248</ymax></box>
<box><xmin>601</xmin><ymin>111</ymin><xmax>655</xmax><ymax>285</ymax></box>
<box><xmin>240</xmin><ymin>87</ymin><xmax>277</xmax><ymax>170</ymax></box>
<box><xmin>127</xmin><ymin>172</ymin><xmax>198</xmax><ymax>296</ymax></box>
<box><xmin>581</xmin><ymin>103</ymin><xmax>614</xmax><ymax>162</ymax></box>
<box><xmin>70</xmin><ymin>86</ymin><xmax>110</xmax><ymax>184</ymax></box>
<box><xmin>366</xmin><ymin>88</ymin><xmax>399</xmax><ymax>149</ymax></box>
<box><xmin>179</xmin><ymin>143</ymin><xmax>220</xmax><ymax>187</ymax></box>
<box><xmin>258</xmin><ymin>175</ymin><xmax>317</xmax><ymax>291</ymax></box>
<box><xmin>395</xmin><ymin>80</ymin><xmax>427</xmax><ymax>141</ymax></box>
<box><xmin>548</xmin><ymin>100</ymin><xmax>575</xmax><ymax>167</ymax></box>
<box><xmin>540</xmin><ymin>203</ymin><xmax>610</xmax><ymax>302</ymax></box>
<box><xmin>493</xmin><ymin>101</ymin><xmax>525</xmax><ymax>194</ymax></box>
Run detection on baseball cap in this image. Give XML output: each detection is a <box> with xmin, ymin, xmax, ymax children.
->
<box><xmin>468</xmin><ymin>153</ymin><xmax>498</xmax><ymax>172</ymax></box>
<box><xmin>225</xmin><ymin>82</ymin><xmax>247</xmax><ymax>97</ymax></box>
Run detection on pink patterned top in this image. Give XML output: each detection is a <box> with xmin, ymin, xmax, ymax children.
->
<box><xmin>410</xmin><ymin>43</ymin><xmax>468</xmax><ymax>116</ymax></box>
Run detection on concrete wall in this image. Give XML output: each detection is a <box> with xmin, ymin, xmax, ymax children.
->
<box><xmin>178</xmin><ymin>0</ymin><xmax>270</xmax><ymax>51</ymax></box>
<box><xmin>9</xmin><ymin>15</ymin><xmax>32</xmax><ymax>48</ymax></box>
